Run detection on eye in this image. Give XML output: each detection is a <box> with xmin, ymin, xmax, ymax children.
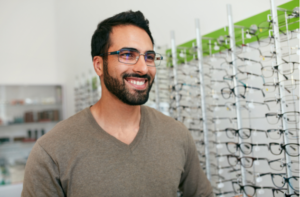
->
<box><xmin>145</xmin><ymin>53</ymin><xmax>155</xmax><ymax>61</ymax></box>
<box><xmin>119</xmin><ymin>50</ymin><xmax>135</xmax><ymax>59</ymax></box>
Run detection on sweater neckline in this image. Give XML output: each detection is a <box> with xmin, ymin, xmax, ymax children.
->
<box><xmin>85</xmin><ymin>105</ymin><xmax>147</xmax><ymax>152</ymax></box>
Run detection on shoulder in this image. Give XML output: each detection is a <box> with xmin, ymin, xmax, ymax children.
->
<box><xmin>142</xmin><ymin>105</ymin><xmax>186</xmax><ymax>128</ymax></box>
<box><xmin>142</xmin><ymin>105</ymin><xmax>190</xmax><ymax>139</ymax></box>
<box><xmin>36</xmin><ymin>108</ymin><xmax>93</xmax><ymax>156</ymax></box>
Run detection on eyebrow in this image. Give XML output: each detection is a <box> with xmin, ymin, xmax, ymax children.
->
<box><xmin>120</xmin><ymin>47</ymin><xmax>155</xmax><ymax>53</ymax></box>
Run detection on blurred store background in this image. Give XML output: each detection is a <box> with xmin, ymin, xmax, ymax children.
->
<box><xmin>0</xmin><ymin>0</ymin><xmax>297</xmax><ymax>196</ymax></box>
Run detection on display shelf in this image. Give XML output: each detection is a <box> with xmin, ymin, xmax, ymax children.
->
<box><xmin>4</xmin><ymin>103</ymin><xmax>62</xmax><ymax>107</ymax></box>
<box><xmin>0</xmin><ymin>85</ymin><xmax>63</xmax><ymax>189</ymax></box>
<box><xmin>0</xmin><ymin>121</ymin><xmax>59</xmax><ymax>127</ymax></box>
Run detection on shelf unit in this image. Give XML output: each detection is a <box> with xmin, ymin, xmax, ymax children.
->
<box><xmin>0</xmin><ymin>85</ymin><xmax>63</xmax><ymax>187</ymax></box>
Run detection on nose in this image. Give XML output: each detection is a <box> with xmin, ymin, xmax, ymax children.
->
<box><xmin>132</xmin><ymin>54</ymin><xmax>149</xmax><ymax>75</ymax></box>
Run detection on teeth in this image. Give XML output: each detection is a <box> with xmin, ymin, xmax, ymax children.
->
<box><xmin>129</xmin><ymin>80</ymin><xmax>145</xmax><ymax>86</ymax></box>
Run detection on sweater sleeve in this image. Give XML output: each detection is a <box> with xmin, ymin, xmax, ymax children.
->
<box><xmin>22</xmin><ymin>142</ymin><xmax>65</xmax><ymax>197</ymax></box>
<box><xmin>178</xmin><ymin>128</ymin><xmax>214</xmax><ymax>197</ymax></box>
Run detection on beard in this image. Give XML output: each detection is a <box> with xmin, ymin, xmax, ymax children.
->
<box><xmin>102</xmin><ymin>60</ymin><xmax>153</xmax><ymax>105</ymax></box>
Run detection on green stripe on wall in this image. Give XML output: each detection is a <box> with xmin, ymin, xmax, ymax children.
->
<box><xmin>166</xmin><ymin>0</ymin><xmax>299</xmax><ymax>65</ymax></box>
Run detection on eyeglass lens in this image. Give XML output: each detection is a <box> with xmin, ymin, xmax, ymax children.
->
<box><xmin>118</xmin><ymin>49</ymin><xmax>161</xmax><ymax>67</ymax></box>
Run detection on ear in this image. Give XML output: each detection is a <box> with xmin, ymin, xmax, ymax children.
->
<box><xmin>93</xmin><ymin>56</ymin><xmax>104</xmax><ymax>77</ymax></box>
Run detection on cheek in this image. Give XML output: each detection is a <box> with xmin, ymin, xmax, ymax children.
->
<box><xmin>109</xmin><ymin>64</ymin><xmax>128</xmax><ymax>79</ymax></box>
<box><xmin>149</xmin><ymin>67</ymin><xmax>156</xmax><ymax>79</ymax></box>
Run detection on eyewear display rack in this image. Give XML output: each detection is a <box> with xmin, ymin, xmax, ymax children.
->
<box><xmin>74</xmin><ymin>71</ymin><xmax>102</xmax><ymax>113</ymax></box>
<box><xmin>150</xmin><ymin>1</ymin><xmax>299</xmax><ymax>196</ymax></box>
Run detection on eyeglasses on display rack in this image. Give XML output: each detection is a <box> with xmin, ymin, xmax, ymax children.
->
<box><xmin>223</xmin><ymin>70</ymin><xmax>266</xmax><ymax>84</ymax></box>
<box><xmin>233</xmin><ymin>182</ymin><xmax>300</xmax><ymax>197</ymax></box>
<box><xmin>257</xmin><ymin>173</ymin><xmax>299</xmax><ymax>192</ymax></box>
<box><xmin>258</xmin><ymin>9</ymin><xmax>299</xmax><ymax>32</ymax></box>
<box><xmin>220</xmin><ymin>56</ymin><xmax>263</xmax><ymax>69</ymax></box>
<box><xmin>264</xmin><ymin>95</ymin><xmax>299</xmax><ymax>106</ymax></box>
<box><xmin>221</xmin><ymin>84</ymin><xmax>265</xmax><ymax>99</ymax></box>
<box><xmin>273</xmin><ymin>188</ymin><xmax>300</xmax><ymax>197</ymax></box>
<box><xmin>226</xmin><ymin>100</ymin><xmax>271</xmax><ymax>111</ymax></box>
<box><xmin>215</xmin><ymin>191</ymin><xmax>236</xmax><ymax>196</ymax></box>
<box><xmin>171</xmin><ymin>105</ymin><xmax>201</xmax><ymax>115</ymax></box>
<box><xmin>263</xmin><ymin>79</ymin><xmax>300</xmax><ymax>94</ymax></box>
<box><xmin>170</xmin><ymin>83</ymin><xmax>200</xmax><ymax>92</ymax></box>
<box><xmin>227</xmin><ymin>155</ymin><xmax>270</xmax><ymax>168</ymax></box>
<box><xmin>269</xmin><ymin>158</ymin><xmax>299</xmax><ymax>173</ymax></box>
<box><xmin>212</xmin><ymin>117</ymin><xmax>233</xmax><ymax>124</ymax></box>
<box><xmin>269</xmin><ymin>143</ymin><xmax>299</xmax><ymax>157</ymax></box>
<box><xmin>266</xmin><ymin>128</ymin><xmax>299</xmax><ymax>140</ymax></box>
<box><xmin>99</xmin><ymin>48</ymin><xmax>163</xmax><ymax>67</ymax></box>
<box><xmin>232</xmin><ymin>181</ymin><xmax>275</xmax><ymax>197</ymax></box>
<box><xmin>262</xmin><ymin>61</ymin><xmax>299</xmax><ymax>78</ymax></box>
<box><xmin>224</xmin><ymin>142</ymin><xmax>268</xmax><ymax>155</ymax></box>
<box><xmin>228</xmin><ymin>167</ymin><xmax>253</xmax><ymax>174</ymax></box>
<box><xmin>265</xmin><ymin>111</ymin><xmax>300</xmax><ymax>124</ymax></box>
<box><xmin>219</xmin><ymin>127</ymin><xmax>267</xmax><ymax>139</ymax></box>
<box><xmin>236</xmin><ymin>56</ymin><xmax>264</xmax><ymax>68</ymax></box>
<box><xmin>222</xmin><ymin>142</ymin><xmax>299</xmax><ymax>156</ymax></box>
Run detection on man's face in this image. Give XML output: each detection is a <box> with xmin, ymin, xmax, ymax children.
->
<box><xmin>102</xmin><ymin>25</ymin><xmax>156</xmax><ymax>105</ymax></box>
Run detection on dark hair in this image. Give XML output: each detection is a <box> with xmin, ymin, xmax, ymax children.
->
<box><xmin>91</xmin><ymin>10</ymin><xmax>154</xmax><ymax>59</ymax></box>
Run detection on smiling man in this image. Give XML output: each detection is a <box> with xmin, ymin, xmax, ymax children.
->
<box><xmin>22</xmin><ymin>11</ymin><xmax>213</xmax><ymax>197</ymax></box>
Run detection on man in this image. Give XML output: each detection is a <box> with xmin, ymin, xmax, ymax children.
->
<box><xmin>22</xmin><ymin>10</ymin><xmax>213</xmax><ymax>197</ymax></box>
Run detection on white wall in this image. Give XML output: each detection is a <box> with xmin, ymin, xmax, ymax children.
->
<box><xmin>0</xmin><ymin>0</ymin><xmax>58</xmax><ymax>85</ymax></box>
<box><xmin>0</xmin><ymin>0</ymin><xmax>292</xmax><ymax>118</ymax></box>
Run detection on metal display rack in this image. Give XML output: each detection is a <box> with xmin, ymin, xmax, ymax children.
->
<box><xmin>158</xmin><ymin>2</ymin><xmax>299</xmax><ymax>196</ymax></box>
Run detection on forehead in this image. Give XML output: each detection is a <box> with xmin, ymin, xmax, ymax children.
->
<box><xmin>109</xmin><ymin>25</ymin><xmax>153</xmax><ymax>52</ymax></box>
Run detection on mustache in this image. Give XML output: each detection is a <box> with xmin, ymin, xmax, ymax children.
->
<box><xmin>122</xmin><ymin>73</ymin><xmax>151</xmax><ymax>81</ymax></box>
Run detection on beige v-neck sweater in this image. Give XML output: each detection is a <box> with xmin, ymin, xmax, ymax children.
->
<box><xmin>22</xmin><ymin>106</ymin><xmax>213</xmax><ymax>197</ymax></box>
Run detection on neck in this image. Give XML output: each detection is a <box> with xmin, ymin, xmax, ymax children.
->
<box><xmin>90</xmin><ymin>89</ymin><xmax>141</xmax><ymax>134</ymax></box>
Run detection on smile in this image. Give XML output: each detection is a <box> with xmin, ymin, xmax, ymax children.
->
<box><xmin>125</xmin><ymin>77</ymin><xmax>148</xmax><ymax>90</ymax></box>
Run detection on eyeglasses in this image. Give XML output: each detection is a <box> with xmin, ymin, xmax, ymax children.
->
<box><xmin>221</xmin><ymin>85</ymin><xmax>265</xmax><ymax>99</ymax></box>
<box><xmin>227</xmin><ymin>155</ymin><xmax>268</xmax><ymax>168</ymax></box>
<box><xmin>236</xmin><ymin>56</ymin><xmax>264</xmax><ymax>68</ymax></box>
<box><xmin>257</xmin><ymin>173</ymin><xmax>299</xmax><ymax>192</ymax></box>
<box><xmin>223</xmin><ymin>70</ymin><xmax>266</xmax><ymax>84</ymax></box>
<box><xmin>100</xmin><ymin>48</ymin><xmax>163</xmax><ymax>67</ymax></box>
<box><xmin>232</xmin><ymin>181</ymin><xmax>274</xmax><ymax>196</ymax></box>
<box><xmin>263</xmin><ymin>79</ymin><xmax>300</xmax><ymax>94</ymax></box>
<box><xmin>170</xmin><ymin>105</ymin><xmax>201</xmax><ymax>116</ymax></box>
<box><xmin>227</xmin><ymin>100</ymin><xmax>270</xmax><ymax>111</ymax></box>
<box><xmin>265</xmin><ymin>111</ymin><xmax>300</xmax><ymax>124</ymax></box>
<box><xmin>262</xmin><ymin>62</ymin><xmax>299</xmax><ymax>78</ymax></box>
<box><xmin>215</xmin><ymin>191</ymin><xmax>236</xmax><ymax>196</ymax></box>
<box><xmin>269</xmin><ymin>158</ymin><xmax>299</xmax><ymax>173</ymax></box>
<box><xmin>269</xmin><ymin>143</ymin><xmax>299</xmax><ymax>157</ymax></box>
<box><xmin>224</xmin><ymin>142</ymin><xmax>268</xmax><ymax>155</ymax></box>
<box><xmin>273</xmin><ymin>188</ymin><xmax>300</xmax><ymax>197</ymax></box>
<box><xmin>258</xmin><ymin>11</ymin><xmax>299</xmax><ymax>32</ymax></box>
<box><xmin>264</xmin><ymin>95</ymin><xmax>299</xmax><ymax>107</ymax></box>
<box><xmin>220</xmin><ymin>56</ymin><xmax>263</xmax><ymax>69</ymax></box>
<box><xmin>220</xmin><ymin>127</ymin><xmax>266</xmax><ymax>139</ymax></box>
<box><xmin>266</xmin><ymin>128</ymin><xmax>299</xmax><ymax>140</ymax></box>
<box><xmin>261</xmin><ymin>66</ymin><xmax>288</xmax><ymax>80</ymax></box>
